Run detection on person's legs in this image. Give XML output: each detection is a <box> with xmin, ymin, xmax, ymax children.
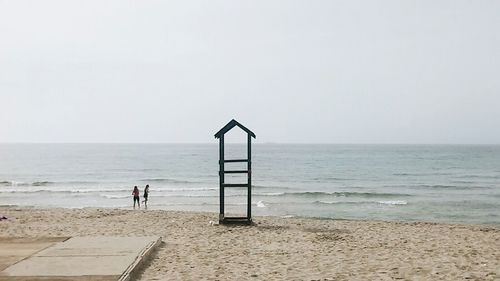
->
<box><xmin>134</xmin><ymin>196</ymin><xmax>140</xmax><ymax>209</ymax></box>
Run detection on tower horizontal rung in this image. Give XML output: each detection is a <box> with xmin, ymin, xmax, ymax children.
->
<box><xmin>222</xmin><ymin>183</ymin><xmax>249</xmax><ymax>187</ymax></box>
<box><xmin>223</xmin><ymin>159</ymin><xmax>249</xmax><ymax>163</ymax></box>
<box><xmin>224</xmin><ymin>170</ymin><xmax>248</xmax><ymax>174</ymax></box>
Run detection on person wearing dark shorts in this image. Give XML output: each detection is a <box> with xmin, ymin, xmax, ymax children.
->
<box><xmin>132</xmin><ymin>186</ymin><xmax>140</xmax><ymax>209</ymax></box>
<box><xmin>142</xmin><ymin>184</ymin><xmax>149</xmax><ymax>209</ymax></box>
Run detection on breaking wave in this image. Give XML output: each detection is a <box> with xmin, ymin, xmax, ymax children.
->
<box><xmin>315</xmin><ymin>200</ymin><xmax>408</xmax><ymax>206</ymax></box>
<box><xmin>279</xmin><ymin>191</ymin><xmax>411</xmax><ymax>198</ymax></box>
<box><xmin>32</xmin><ymin>181</ymin><xmax>54</xmax><ymax>186</ymax></box>
<box><xmin>100</xmin><ymin>194</ymin><xmax>129</xmax><ymax>199</ymax></box>
<box><xmin>0</xmin><ymin>180</ymin><xmax>98</xmax><ymax>187</ymax></box>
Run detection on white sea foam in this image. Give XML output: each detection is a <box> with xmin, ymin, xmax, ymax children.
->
<box><xmin>315</xmin><ymin>200</ymin><xmax>408</xmax><ymax>206</ymax></box>
<box><xmin>256</xmin><ymin>200</ymin><xmax>266</xmax><ymax>208</ymax></box>
<box><xmin>100</xmin><ymin>194</ymin><xmax>129</xmax><ymax>199</ymax></box>
<box><xmin>156</xmin><ymin>187</ymin><xmax>217</xmax><ymax>192</ymax></box>
<box><xmin>255</xmin><ymin>192</ymin><xmax>285</xmax><ymax>196</ymax></box>
<box><xmin>378</xmin><ymin>200</ymin><xmax>408</xmax><ymax>205</ymax></box>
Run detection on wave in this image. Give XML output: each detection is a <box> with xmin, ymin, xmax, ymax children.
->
<box><xmin>280</xmin><ymin>191</ymin><xmax>411</xmax><ymax>198</ymax></box>
<box><xmin>0</xmin><ymin>181</ymin><xmax>30</xmax><ymax>186</ymax></box>
<box><xmin>148</xmin><ymin>187</ymin><xmax>217</xmax><ymax>192</ymax></box>
<box><xmin>102</xmin><ymin>190</ymin><xmax>408</xmax><ymax>198</ymax></box>
<box><xmin>393</xmin><ymin>172</ymin><xmax>452</xmax><ymax>176</ymax></box>
<box><xmin>32</xmin><ymin>181</ymin><xmax>54</xmax><ymax>186</ymax></box>
<box><xmin>315</xmin><ymin>200</ymin><xmax>408</xmax><ymax>205</ymax></box>
<box><xmin>252</xmin><ymin>185</ymin><xmax>290</xmax><ymax>189</ymax></box>
<box><xmin>315</xmin><ymin>200</ymin><xmax>357</xmax><ymax>205</ymax></box>
<box><xmin>455</xmin><ymin>174</ymin><xmax>500</xmax><ymax>179</ymax></box>
<box><xmin>130</xmin><ymin>190</ymin><xmax>408</xmax><ymax>198</ymax></box>
<box><xmin>0</xmin><ymin>204</ymin><xmax>19</xmax><ymax>208</ymax></box>
<box><xmin>417</xmin><ymin>184</ymin><xmax>457</xmax><ymax>188</ymax></box>
<box><xmin>450</xmin><ymin>180</ymin><xmax>475</xmax><ymax>184</ymax></box>
<box><xmin>59</xmin><ymin>180</ymin><xmax>100</xmax><ymax>185</ymax></box>
<box><xmin>151</xmin><ymin>194</ymin><xmax>218</xmax><ymax>198</ymax></box>
<box><xmin>100</xmin><ymin>194</ymin><xmax>129</xmax><ymax>199</ymax></box>
<box><xmin>0</xmin><ymin>188</ymin><xmax>131</xmax><ymax>194</ymax></box>
<box><xmin>254</xmin><ymin>192</ymin><xmax>285</xmax><ymax>196</ymax></box>
<box><xmin>415</xmin><ymin>184</ymin><xmax>490</xmax><ymax>190</ymax></box>
<box><xmin>378</xmin><ymin>200</ymin><xmax>408</xmax><ymax>205</ymax></box>
<box><xmin>0</xmin><ymin>186</ymin><xmax>218</xmax><ymax>194</ymax></box>
<box><xmin>311</xmin><ymin>177</ymin><xmax>355</xmax><ymax>181</ymax></box>
<box><xmin>199</xmin><ymin>202</ymin><xmax>267</xmax><ymax>207</ymax></box>
<box><xmin>109</xmin><ymin>168</ymin><xmax>162</xmax><ymax>172</ymax></box>
<box><xmin>139</xmin><ymin>178</ymin><xmax>195</xmax><ymax>184</ymax></box>
<box><xmin>0</xmin><ymin>180</ymin><xmax>99</xmax><ymax>187</ymax></box>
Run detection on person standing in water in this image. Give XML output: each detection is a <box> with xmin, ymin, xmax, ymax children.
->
<box><xmin>142</xmin><ymin>184</ymin><xmax>149</xmax><ymax>209</ymax></box>
<box><xmin>132</xmin><ymin>186</ymin><xmax>140</xmax><ymax>209</ymax></box>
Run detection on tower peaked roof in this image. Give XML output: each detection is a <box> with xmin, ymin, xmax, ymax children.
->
<box><xmin>214</xmin><ymin>119</ymin><xmax>256</xmax><ymax>139</ymax></box>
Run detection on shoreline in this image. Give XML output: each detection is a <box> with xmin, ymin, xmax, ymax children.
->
<box><xmin>1</xmin><ymin>206</ymin><xmax>499</xmax><ymax>280</ymax></box>
<box><xmin>2</xmin><ymin>205</ymin><xmax>499</xmax><ymax>228</ymax></box>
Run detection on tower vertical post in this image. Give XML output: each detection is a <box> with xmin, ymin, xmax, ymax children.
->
<box><xmin>247</xmin><ymin>133</ymin><xmax>252</xmax><ymax>221</ymax></box>
<box><xmin>219</xmin><ymin>135</ymin><xmax>225</xmax><ymax>223</ymax></box>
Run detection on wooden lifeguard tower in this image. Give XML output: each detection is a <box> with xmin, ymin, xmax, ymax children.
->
<box><xmin>214</xmin><ymin>119</ymin><xmax>256</xmax><ymax>225</ymax></box>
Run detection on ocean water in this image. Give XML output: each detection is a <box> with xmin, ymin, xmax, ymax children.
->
<box><xmin>0</xmin><ymin>144</ymin><xmax>499</xmax><ymax>225</ymax></box>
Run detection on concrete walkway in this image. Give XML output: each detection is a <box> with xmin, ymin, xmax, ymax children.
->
<box><xmin>0</xmin><ymin>236</ymin><xmax>161</xmax><ymax>281</ymax></box>
<box><xmin>0</xmin><ymin>237</ymin><xmax>69</xmax><ymax>272</ymax></box>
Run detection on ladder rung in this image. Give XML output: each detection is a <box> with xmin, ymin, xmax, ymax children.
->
<box><xmin>222</xmin><ymin>183</ymin><xmax>249</xmax><ymax>187</ymax></box>
<box><xmin>223</xmin><ymin>159</ymin><xmax>248</xmax><ymax>163</ymax></box>
<box><xmin>224</xmin><ymin>170</ymin><xmax>248</xmax><ymax>174</ymax></box>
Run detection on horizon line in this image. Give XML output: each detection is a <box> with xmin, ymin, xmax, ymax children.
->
<box><xmin>1</xmin><ymin>142</ymin><xmax>499</xmax><ymax>146</ymax></box>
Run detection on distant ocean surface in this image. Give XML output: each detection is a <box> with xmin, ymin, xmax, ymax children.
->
<box><xmin>1</xmin><ymin>144</ymin><xmax>499</xmax><ymax>225</ymax></box>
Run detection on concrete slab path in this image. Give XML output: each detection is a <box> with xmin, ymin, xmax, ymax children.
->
<box><xmin>0</xmin><ymin>236</ymin><xmax>161</xmax><ymax>281</ymax></box>
<box><xmin>0</xmin><ymin>237</ymin><xmax>69</xmax><ymax>272</ymax></box>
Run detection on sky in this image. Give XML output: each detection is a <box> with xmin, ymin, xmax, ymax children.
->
<box><xmin>1</xmin><ymin>0</ymin><xmax>499</xmax><ymax>144</ymax></box>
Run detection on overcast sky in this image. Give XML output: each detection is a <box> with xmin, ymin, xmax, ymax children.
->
<box><xmin>1</xmin><ymin>1</ymin><xmax>499</xmax><ymax>144</ymax></box>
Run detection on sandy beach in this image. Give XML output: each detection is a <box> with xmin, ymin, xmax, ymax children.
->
<box><xmin>0</xmin><ymin>207</ymin><xmax>498</xmax><ymax>280</ymax></box>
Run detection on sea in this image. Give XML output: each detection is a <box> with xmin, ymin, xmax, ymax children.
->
<box><xmin>0</xmin><ymin>144</ymin><xmax>499</xmax><ymax>225</ymax></box>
